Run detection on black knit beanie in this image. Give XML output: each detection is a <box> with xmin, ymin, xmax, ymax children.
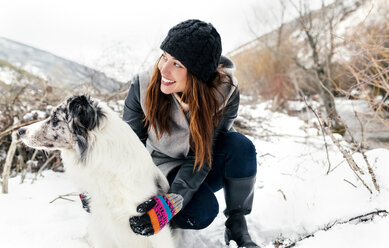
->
<box><xmin>160</xmin><ymin>19</ymin><xmax>222</xmax><ymax>83</ymax></box>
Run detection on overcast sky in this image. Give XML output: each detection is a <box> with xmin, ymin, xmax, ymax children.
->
<box><xmin>1</xmin><ymin>1</ymin><xmax>259</xmax><ymax>58</ymax></box>
<box><xmin>1</xmin><ymin>0</ymin><xmax>329</xmax><ymax>80</ymax></box>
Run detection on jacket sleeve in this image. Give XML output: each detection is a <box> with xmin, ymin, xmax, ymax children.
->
<box><xmin>168</xmin><ymin>87</ymin><xmax>240</xmax><ymax>208</ymax></box>
<box><xmin>168</xmin><ymin>162</ymin><xmax>211</xmax><ymax>208</ymax></box>
<box><xmin>122</xmin><ymin>75</ymin><xmax>148</xmax><ymax>145</ymax></box>
<box><xmin>212</xmin><ymin>86</ymin><xmax>239</xmax><ymax>145</ymax></box>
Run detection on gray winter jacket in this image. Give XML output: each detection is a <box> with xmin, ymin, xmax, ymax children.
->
<box><xmin>123</xmin><ymin>56</ymin><xmax>239</xmax><ymax>207</ymax></box>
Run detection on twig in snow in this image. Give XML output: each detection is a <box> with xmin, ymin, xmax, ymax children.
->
<box><xmin>362</xmin><ymin>151</ymin><xmax>380</xmax><ymax>192</ymax></box>
<box><xmin>49</xmin><ymin>192</ymin><xmax>79</xmax><ymax>204</ymax></box>
<box><xmin>21</xmin><ymin>149</ymin><xmax>39</xmax><ymax>184</ymax></box>
<box><xmin>278</xmin><ymin>189</ymin><xmax>287</xmax><ymax>201</ymax></box>
<box><xmin>353</xmin><ymin>109</ymin><xmax>380</xmax><ymax>192</ymax></box>
<box><xmin>347</xmin><ymin>210</ymin><xmax>388</xmax><ymax>222</ymax></box>
<box><xmin>329</xmin><ymin>159</ymin><xmax>346</xmax><ymax>173</ymax></box>
<box><xmin>259</xmin><ymin>153</ymin><xmax>275</xmax><ymax>158</ymax></box>
<box><xmin>31</xmin><ymin>153</ymin><xmax>57</xmax><ymax>184</ymax></box>
<box><xmin>281</xmin><ymin>173</ymin><xmax>306</xmax><ymax>182</ymax></box>
<box><xmin>325</xmin><ymin>129</ymin><xmax>372</xmax><ymax>194</ymax></box>
<box><xmin>281</xmin><ymin>209</ymin><xmax>388</xmax><ymax>248</ymax></box>
<box><xmin>301</xmin><ymin>95</ymin><xmax>332</xmax><ymax>174</ymax></box>
<box><xmin>343</xmin><ymin>179</ymin><xmax>357</xmax><ymax>188</ymax></box>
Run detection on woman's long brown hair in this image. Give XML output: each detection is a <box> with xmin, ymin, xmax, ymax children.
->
<box><xmin>144</xmin><ymin>57</ymin><xmax>232</xmax><ymax>171</ymax></box>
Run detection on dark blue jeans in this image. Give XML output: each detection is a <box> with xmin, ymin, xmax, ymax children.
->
<box><xmin>168</xmin><ymin>132</ymin><xmax>257</xmax><ymax>229</ymax></box>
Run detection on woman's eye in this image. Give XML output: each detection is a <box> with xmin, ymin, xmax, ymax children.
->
<box><xmin>162</xmin><ymin>54</ymin><xmax>167</xmax><ymax>60</ymax></box>
<box><xmin>174</xmin><ymin>63</ymin><xmax>181</xmax><ymax>68</ymax></box>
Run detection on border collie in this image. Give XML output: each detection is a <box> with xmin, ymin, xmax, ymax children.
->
<box><xmin>19</xmin><ymin>95</ymin><xmax>176</xmax><ymax>248</ymax></box>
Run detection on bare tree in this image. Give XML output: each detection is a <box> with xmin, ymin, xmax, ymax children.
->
<box><xmin>288</xmin><ymin>0</ymin><xmax>364</xmax><ymax>133</ymax></box>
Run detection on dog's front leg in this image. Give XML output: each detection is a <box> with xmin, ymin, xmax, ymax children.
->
<box><xmin>87</xmin><ymin>214</ymin><xmax>119</xmax><ymax>248</ymax></box>
<box><xmin>148</xmin><ymin>227</ymin><xmax>176</xmax><ymax>248</ymax></box>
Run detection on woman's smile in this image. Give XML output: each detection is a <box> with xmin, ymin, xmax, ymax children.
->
<box><xmin>161</xmin><ymin>76</ymin><xmax>176</xmax><ymax>86</ymax></box>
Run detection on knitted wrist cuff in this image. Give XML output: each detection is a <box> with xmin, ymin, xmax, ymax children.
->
<box><xmin>147</xmin><ymin>193</ymin><xmax>183</xmax><ymax>233</ymax></box>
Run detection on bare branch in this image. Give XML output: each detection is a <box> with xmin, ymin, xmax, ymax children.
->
<box><xmin>301</xmin><ymin>95</ymin><xmax>332</xmax><ymax>174</ymax></box>
<box><xmin>1</xmin><ymin>131</ymin><xmax>20</xmax><ymax>194</ymax></box>
<box><xmin>281</xmin><ymin>209</ymin><xmax>388</xmax><ymax>248</ymax></box>
<box><xmin>32</xmin><ymin>153</ymin><xmax>57</xmax><ymax>184</ymax></box>
<box><xmin>0</xmin><ymin>119</ymin><xmax>43</xmax><ymax>140</ymax></box>
<box><xmin>325</xmin><ymin>129</ymin><xmax>372</xmax><ymax>194</ymax></box>
<box><xmin>278</xmin><ymin>189</ymin><xmax>287</xmax><ymax>201</ymax></box>
<box><xmin>49</xmin><ymin>192</ymin><xmax>79</xmax><ymax>204</ymax></box>
<box><xmin>343</xmin><ymin>179</ymin><xmax>357</xmax><ymax>188</ymax></box>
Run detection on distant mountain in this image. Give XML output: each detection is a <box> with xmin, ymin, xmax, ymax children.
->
<box><xmin>0</xmin><ymin>37</ymin><xmax>123</xmax><ymax>93</ymax></box>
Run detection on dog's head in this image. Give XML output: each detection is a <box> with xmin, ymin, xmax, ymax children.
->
<box><xmin>19</xmin><ymin>95</ymin><xmax>105</xmax><ymax>159</ymax></box>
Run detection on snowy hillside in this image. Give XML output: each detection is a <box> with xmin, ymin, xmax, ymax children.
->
<box><xmin>0</xmin><ymin>37</ymin><xmax>123</xmax><ymax>93</ymax></box>
<box><xmin>0</xmin><ymin>97</ymin><xmax>388</xmax><ymax>248</ymax></box>
<box><xmin>229</xmin><ymin>0</ymin><xmax>365</xmax><ymax>58</ymax></box>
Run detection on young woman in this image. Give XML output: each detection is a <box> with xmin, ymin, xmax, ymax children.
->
<box><xmin>124</xmin><ymin>19</ymin><xmax>259</xmax><ymax>247</ymax></box>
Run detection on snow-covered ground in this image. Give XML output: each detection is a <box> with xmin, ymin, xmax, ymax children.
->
<box><xmin>1</xmin><ymin>99</ymin><xmax>388</xmax><ymax>248</ymax></box>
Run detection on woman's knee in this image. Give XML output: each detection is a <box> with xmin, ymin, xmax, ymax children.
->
<box><xmin>215</xmin><ymin>132</ymin><xmax>257</xmax><ymax>178</ymax></box>
<box><xmin>216</xmin><ymin>132</ymin><xmax>256</xmax><ymax>157</ymax></box>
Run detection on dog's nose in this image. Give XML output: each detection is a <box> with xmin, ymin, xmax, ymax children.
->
<box><xmin>18</xmin><ymin>128</ymin><xmax>26</xmax><ymax>136</ymax></box>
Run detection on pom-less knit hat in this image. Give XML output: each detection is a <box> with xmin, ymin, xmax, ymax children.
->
<box><xmin>160</xmin><ymin>19</ymin><xmax>222</xmax><ymax>83</ymax></box>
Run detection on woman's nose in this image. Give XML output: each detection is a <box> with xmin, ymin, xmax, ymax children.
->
<box><xmin>160</xmin><ymin>61</ymin><xmax>171</xmax><ymax>75</ymax></box>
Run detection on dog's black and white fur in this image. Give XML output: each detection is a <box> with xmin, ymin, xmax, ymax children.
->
<box><xmin>19</xmin><ymin>95</ymin><xmax>176</xmax><ymax>248</ymax></box>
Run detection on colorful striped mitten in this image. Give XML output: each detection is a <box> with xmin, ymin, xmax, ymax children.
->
<box><xmin>130</xmin><ymin>193</ymin><xmax>183</xmax><ymax>236</ymax></box>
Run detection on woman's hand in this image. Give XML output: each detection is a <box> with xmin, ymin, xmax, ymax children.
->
<box><xmin>129</xmin><ymin>193</ymin><xmax>183</xmax><ymax>236</ymax></box>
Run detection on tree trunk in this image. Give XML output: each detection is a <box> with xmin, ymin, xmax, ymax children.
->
<box><xmin>317</xmin><ymin>69</ymin><xmax>345</xmax><ymax>134</ymax></box>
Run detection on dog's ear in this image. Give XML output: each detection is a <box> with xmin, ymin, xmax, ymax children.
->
<box><xmin>67</xmin><ymin>95</ymin><xmax>103</xmax><ymax>160</ymax></box>
<box><xmin>68</xmin><ymin>95</ymin><xmax>99</xmax><ymax>131</ymax></box>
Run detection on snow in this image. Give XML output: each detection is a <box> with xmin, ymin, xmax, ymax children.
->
<box><xmin>1</xmin><ymin>100</ymin><xmax>388</xmax><ymax>248</ymax></box>
<box><xmin>0</xmin><ymin>65</ymin><xmax>18</xmax><ymax>85</ymax></box>
<box><xmin>0</xmin><ymin>172</ymin><xmax>89</xmax><ymax>248</ymax></box>
<box><xmin>297</xmin><ymin>217</ymin><xmax>389</xmax><ymax>248</ymax></box>
<box><xmin>21</xmin><ymin>64</ymin><xmax>48</xmax><ymax>81</ymax></box>
<box><xmin>23</xmin><ymin>110</ymin><xmax>47</xmax><ymax>121</ymax></box>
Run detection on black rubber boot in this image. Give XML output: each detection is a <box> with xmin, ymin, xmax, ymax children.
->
<box><xmin>223</xmin><ymin>175</ymin><xmax>260</xmax><ymax>248</ymax></box>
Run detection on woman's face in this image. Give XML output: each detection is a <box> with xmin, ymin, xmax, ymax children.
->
<box><xmin>158</xmin><ymin>52</ymin><xmax>188</xmax><ymax>94</ymax></box>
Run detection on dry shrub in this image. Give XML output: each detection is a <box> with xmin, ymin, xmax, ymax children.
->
<box><xmin>0</xmin><ymin>61</ymin><xmax>74</xmax><ymax>176</ymax></box>
<box><xmin>231</xmin><ymin>46</ymin><xmax>265</xmax><ymax>96</ymax></box>
<box><xmin>231</xmin><ymin>38</ymin><xmax>299</xmax><ymax>105</ymax></box>
<box><xmin>338</xmin><ymin>1</ymin><xmax>389</xmax><ymax>125</ymax></box>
